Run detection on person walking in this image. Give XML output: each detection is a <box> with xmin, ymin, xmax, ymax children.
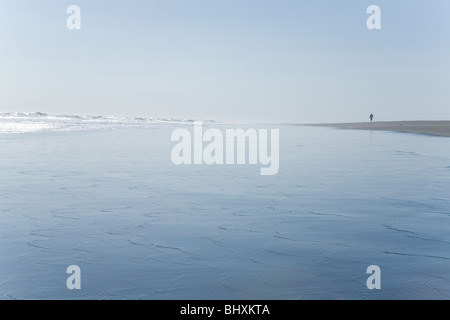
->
<box><xmin>370</xmin><ymin>113</ymin><xmax>374</xmax><ymax>123</ymax></box>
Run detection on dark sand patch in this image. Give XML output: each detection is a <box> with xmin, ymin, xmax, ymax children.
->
<box><xmin>303</xmin><ymin>121</ymin><xmax>450</xmax><ymax>137</ymax></box>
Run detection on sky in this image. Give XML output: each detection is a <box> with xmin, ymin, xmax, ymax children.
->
<box><xmin>0</xmin><ymin>0</ymin><xmax>449</xmax><ymax>123</ymax></box>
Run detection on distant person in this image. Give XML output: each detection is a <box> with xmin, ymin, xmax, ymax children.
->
<box><xmin>370</xmin><ymin>113</ymin><xmax>374</xmax><ymax>123</ymax></box>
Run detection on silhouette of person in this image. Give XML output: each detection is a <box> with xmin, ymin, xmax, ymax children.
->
<box><xmin>370</xmin><ymin>113</ymin><xmax>374</xmax><ymax>123</ymax></box>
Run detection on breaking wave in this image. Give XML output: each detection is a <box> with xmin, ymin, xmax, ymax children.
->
<box><xmin>0</xmin><ymin>112</ymin><xmax>216</xmax><ymax>134</ymax></box>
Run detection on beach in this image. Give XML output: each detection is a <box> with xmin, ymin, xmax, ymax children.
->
<box><xmin>305</xmin><ymin>121</ymin><xmax>450</xmax><ymax>137</ymax></box>
<box><xmin>1</xmin><ymin>115</ymin><xmax>450</xmax><ymax>299</ymax></box>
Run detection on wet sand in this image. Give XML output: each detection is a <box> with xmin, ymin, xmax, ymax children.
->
<box><xmin>305</xmin><ymin>121</ymin><xmax>450</xmax><ymax>137</ymax></box>
<box><xmin>1</xmin><ymin>124</ymin><xmax>450</xmax><ymax>299</ymax></box>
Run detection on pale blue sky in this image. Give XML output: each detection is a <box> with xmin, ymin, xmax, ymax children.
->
<box><xmin>0</xmin><ymin>0</ymin><xmax>449</xmax><ymax>122</ymax></box>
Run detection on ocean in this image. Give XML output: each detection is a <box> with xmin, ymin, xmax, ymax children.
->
<box><xmin>1</xmin><ymin>113</ymin><xmax>449</xmax><ymax>299</ymax></box>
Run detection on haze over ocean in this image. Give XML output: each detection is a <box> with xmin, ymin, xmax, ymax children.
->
<box><xmin>1</xmin><ymin>1</ymin><xmax>449</xmax><ymax>122</ymax></box>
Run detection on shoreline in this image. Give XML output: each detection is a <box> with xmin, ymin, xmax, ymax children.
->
<box><xmin>301</xmin><ymin>121</ymin><xmax>450</xmax><ymax>137</ymax></box>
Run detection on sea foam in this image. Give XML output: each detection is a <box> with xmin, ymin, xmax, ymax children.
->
<box><xmin>0</xmin><ymin>112</ymin><xmax>216</xmax><ymax>134</ymax></box>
